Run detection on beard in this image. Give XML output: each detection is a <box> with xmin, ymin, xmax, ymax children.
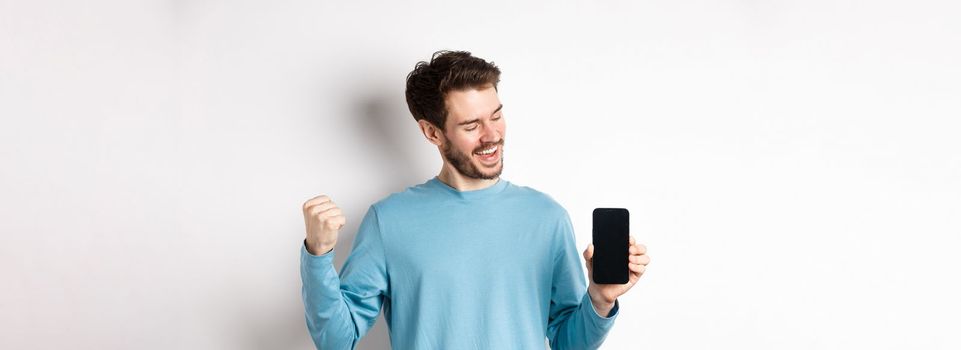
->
<box><xmin>441</xmin><ymin>137</ymin><xmax>504</xmax><ymax>180</ymax></box>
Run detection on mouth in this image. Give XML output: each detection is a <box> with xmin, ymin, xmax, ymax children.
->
<box><xmin>473</xmin><ymin>144</ymin><xmax>500</xmax><ymax>164</ymax></box>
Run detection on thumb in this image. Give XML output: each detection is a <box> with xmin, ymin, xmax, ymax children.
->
<box><xmin>583</xmin><ymin>244</ymin><xmax>594</xmax><ymax>279</ymax></box>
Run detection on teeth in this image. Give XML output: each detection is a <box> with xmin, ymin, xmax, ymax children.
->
<box><xmin>477</xmin><ymin>146</ymin><xmax>497</xmax><ymax>155</ymax></box>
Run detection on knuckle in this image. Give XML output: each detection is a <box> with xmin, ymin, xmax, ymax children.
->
<box><xmin>304</xmin><ymin>194</ymin><xmax>327</xmax><ymax>205</ymax></box>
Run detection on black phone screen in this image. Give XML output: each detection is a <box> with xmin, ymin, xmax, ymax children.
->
<box><xmin>592</xmin><ymin>208</ymin><xmax>630</xmax><ymax>284</ymax></box>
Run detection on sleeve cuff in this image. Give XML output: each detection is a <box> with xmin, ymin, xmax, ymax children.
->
<box><xmin>586</xmin><ymin>292</ymin><xmax>620</xmax><ymax>320</ymax></box>
<box><xmin>301</xmin><ymin>239</ymin><xmax>336</xmax><ymax>269</ymax></box>
<box><xmin>302</xmin><ymin>239</ymin><xmax>334</xmax><ymax>257</ymax></box>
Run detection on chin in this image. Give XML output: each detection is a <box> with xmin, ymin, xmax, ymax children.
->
<box><xmin>475</xmin><ymin>161</ymin><xmax>503</xmax><ymax>179</ymax></box>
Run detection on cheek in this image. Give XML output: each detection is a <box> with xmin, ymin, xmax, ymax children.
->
<box><xmin>496</xmin><ymin>121</ymin><xmax>506</xmax><ymax>137</ymax></box>
<box><xmin>451</xmin><ymin>134</ymin><xmax>479</xmax><ymax>153</ymax></box>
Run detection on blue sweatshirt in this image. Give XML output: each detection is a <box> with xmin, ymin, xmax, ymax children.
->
<box><xmin>300</xmin><ymin>177</ymin><xmax>619</xmax><ymax>349</ymax></box>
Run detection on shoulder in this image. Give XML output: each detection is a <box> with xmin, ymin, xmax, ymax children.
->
<box><xmin>503</xmin><ymin>181</ymin><xmax>570</xmax><ymax>219</ymax></box>
<box><xmin>368</xmin><ymin>179</ymin><xmax>435</xmax><ymax>215</ymax></box>
<box><xmin>507</xmin><ymin>183</ymin><xmax>577</xmax><ymax>247</ymax></box>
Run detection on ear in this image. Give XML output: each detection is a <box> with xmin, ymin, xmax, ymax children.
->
<box><xmin>418</xmin><ymin>119</ymin><xmax>445</xmax><ymax>147</ymax></box>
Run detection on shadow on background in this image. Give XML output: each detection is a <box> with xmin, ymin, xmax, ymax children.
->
<box><xmin>290</xmin><ymin>91</ymin><xmax>422</xmax><ymax>350</ymax></box>
<box><xmin>235</xmin><ymin>58</ymin><xmax>427</xmax><ymax>348</ymax></box>
<box><xmin>336</xmin><ymin>92</ymin><xmax>424</xmax><ymax>350</ymax></box>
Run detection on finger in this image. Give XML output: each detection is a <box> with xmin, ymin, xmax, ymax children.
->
<box><xmin>582</xmin><ymin>244</ymin><xmax>594</xmax><ymax>262</ymax></box>
<box><xmin>302</xmin><ymin>195</ymin><xmax>331</xmax><ymax>209</ymax></box>
<box><xmin>307</xmin><ymin>200</ymin><xmax>336</xmax><ymax>211</ymax></box>
<box><xmin>320</xmin><ymin>207</ymin><xmax>342</xmax><ymax>218</ymax></box>
<box><xmin>307</xmin><ymin>202</ymin><xmax>337</xmax><ymax>215</ymax></box>
<box><xmin>629</xmin><ymin>263</ymin><xmax>646</xmax><ymax>274</ymax></box>
<box><xmin>325</xmin><ymin>215</ymin><xmax>346</xmax><ymax>228</ymax></box>
<box><xmin>630</xmin><ymin>235</ymin><xmax>636</xmax><ymax>246</ymax></box>
<box><xmin>631</xmin><ymin>243</ymin><xmax>647</xmax><ymax>255</ymax></box>
<box><xmin>630</xmin><ymin>254</ymin><xmax>651</xmax><ymax>265</ymax></box>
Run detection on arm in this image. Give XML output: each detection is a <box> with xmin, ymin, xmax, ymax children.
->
<box><xmin>546</xmin><ymin>211</ymin><xmax>619</xmax><ymax>350</ymax></box>
<box><xmin>300</xmin><ymin>206</ymin><xmax>389</xmax><ymax>350</ymax></box>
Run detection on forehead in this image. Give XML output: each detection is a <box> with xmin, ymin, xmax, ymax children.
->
<box><xmin>444</xmin><ymin>85</ymin><xmax>501</xmax><ymax>123</ymax></box>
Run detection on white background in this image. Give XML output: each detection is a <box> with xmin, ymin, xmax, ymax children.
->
<box><xmin>2</xmin><ymin>0</ymin><xmax>960</xmax><ymax>349</ymax></box>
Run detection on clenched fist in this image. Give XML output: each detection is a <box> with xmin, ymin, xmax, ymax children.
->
<box><xmin>302</xmin><ymin>195</ymin><xmax>345</xmax><ymax>255</ymax></box>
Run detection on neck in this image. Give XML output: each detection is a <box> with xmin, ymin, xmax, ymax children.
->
<box><xmin>437</xmin><ymin>163</ymin><xmax>499</xmax><ymax>191</ymax></box>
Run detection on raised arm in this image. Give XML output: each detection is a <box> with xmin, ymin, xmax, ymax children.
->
<box><xmin>300</xmin><ymin>198</ymin><xmax>388</xmax><ymax>349</ymax></box>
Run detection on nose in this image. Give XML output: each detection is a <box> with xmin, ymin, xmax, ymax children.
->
<box><xmin>480</xmin><ymin>122</ymin><xmax>502</xmax><ymax>144</ymax></box>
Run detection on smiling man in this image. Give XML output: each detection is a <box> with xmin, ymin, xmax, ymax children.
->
<box><xmin>300</xmin><ymin>50</ymin><xmax>650</xmax><ymax>349</ymax></box>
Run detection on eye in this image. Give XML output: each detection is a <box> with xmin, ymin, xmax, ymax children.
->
<box><xmin>465</xmin><ymin>125</ymin><xmax>478</xmax><ymax>131</ymax></box>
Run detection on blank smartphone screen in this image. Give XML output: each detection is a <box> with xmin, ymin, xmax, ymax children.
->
<box><xmin>592</xmin><ymin>208</ymin><xmax>630</xmax><ymax>284</ymax></box>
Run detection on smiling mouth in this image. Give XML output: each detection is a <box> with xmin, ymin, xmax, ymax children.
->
<box><xmin>473</xmin><ymin>144</ymin><xmax>501</xmax><ymax>164</ymax></box>
<box><xmin>475</xmin><ymin>145</ymin><xmax>497</xmax><ymax>155</ymax></box>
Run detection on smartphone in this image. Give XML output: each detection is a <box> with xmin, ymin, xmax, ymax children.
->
<box><xmin>592</xmin><ymin>208</ymin><xmax>630</xmax><ymax>284</ymax></box>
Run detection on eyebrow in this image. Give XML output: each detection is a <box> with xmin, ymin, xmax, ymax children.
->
<box><xmin>457</xmin><ymin>104</ymin><xmax>503</xmax><ymax>126</ymax></box>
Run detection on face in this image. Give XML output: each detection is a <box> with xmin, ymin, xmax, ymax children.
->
<box><xmin>438</xmin><ymin>85</ymin><xmax>506</xmax><ymax>180</ymax></box>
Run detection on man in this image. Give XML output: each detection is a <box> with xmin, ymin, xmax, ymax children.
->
<box><xmin>300</xmin><ymin>50</ymin><xmax>650</xmax><ymax>349</ymax></box>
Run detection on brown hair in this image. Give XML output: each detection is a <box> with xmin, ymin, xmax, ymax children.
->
<box><xmin>405</xmin><ymin>50</ymin><xmax>501</xmax><ymax>130</ymax></box>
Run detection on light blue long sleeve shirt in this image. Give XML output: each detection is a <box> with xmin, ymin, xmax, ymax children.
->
<box><xmin>300</xmin><ymin>177</ymin><xmax>619</xmax><ymax>349</ymax></box>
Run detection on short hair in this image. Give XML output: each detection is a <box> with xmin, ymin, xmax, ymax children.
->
<box><xmin>405</xmin><ymin>50</ymin><xmax>501</xmax><ymax>130</ymax></box>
